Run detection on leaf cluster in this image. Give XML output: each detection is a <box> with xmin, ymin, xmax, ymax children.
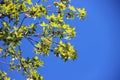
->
<box><xmin>0</xmin><ymin>0</ymin><xmax>86</xmax><ymax>80</ymax></box>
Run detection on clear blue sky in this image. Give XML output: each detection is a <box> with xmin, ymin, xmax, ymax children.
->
<box><xmin>1</xmin><ymin>0</ymin><xmax>120</xmax><ymax>80</ymax></box>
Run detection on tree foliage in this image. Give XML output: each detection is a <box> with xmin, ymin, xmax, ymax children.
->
<box><xmin>0</xmin><ymin>0</ymin><xmax>86</xmax><ymax>80</ymax></box>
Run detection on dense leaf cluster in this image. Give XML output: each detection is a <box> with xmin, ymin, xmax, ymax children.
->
<box><xmin>0</xmin><ymin>0</ymin><xmax>86</xmax><ymax>80</ymax></box>
<box><xmin>0</xmin><ymin>70</ymin><xmax>10</xmax><ymax>80</ymax></box>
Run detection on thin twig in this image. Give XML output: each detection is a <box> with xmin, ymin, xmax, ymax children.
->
<box><xmin>27</xmin><ymin>37</ymin><xmax>39</xmax><ymax>43</ymax></box>
<box><xmin>37</xmin><ymin>0</ymin><xmax>41</xmax><ymax>4</ymax></box>
<box><xmin>0</xmin><ymin>60</ymin><xmax>9</xmax><ymax>65</ymax></box>
<box><xmin>25</xmin><ymin>36</ymin><xmax>36</xmax><ymax>48</ymax></box>
<box><xmin>17</xmin><ymin>17</ymin><xmax>26</xmax><ymax>32</ymax></box>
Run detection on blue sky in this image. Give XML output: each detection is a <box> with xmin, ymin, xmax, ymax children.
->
<box><xmin>1</xmin><ymin>0</ymin><xmax>120</xmax><ymax>80</ymax></box>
